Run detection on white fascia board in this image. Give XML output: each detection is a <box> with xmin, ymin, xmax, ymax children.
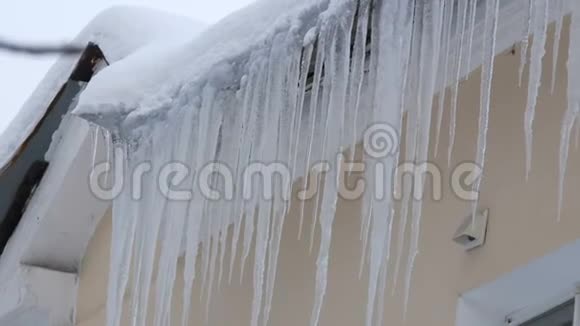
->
<box><xmin>0</xmin><ymin>117</ymin><xmax>109</xmax><ymax>323</ymax></box>
<box><xmin>456</xmin><ymin>238</ymin><xmax>580</xmax><ymax>326</ymax></box>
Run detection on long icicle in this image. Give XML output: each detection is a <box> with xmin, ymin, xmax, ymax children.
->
<box><xmin>347</xmin><ymin>0</ymin><xmax>371</xmax><ymax>166</ymax></box>
<box><xmin>558</xmin><ymin>1</ymin><xmax>580</xmax><ymax>221</ymax></box>
<box><xmin>294</xmin><ymin>43</ymin><xmax>314</xmax><ymax>240</ymax></box>
<box><xmin>519</xmin><ymin>0</ymin><xmax>534</xmax><ymax>87</ymax></box>
<box><xmin>404</xmin><ymin>0</ymin><xmax>446</xmax><ymax>317</ymax></box>
<box><xmin>299</xmin><ymin>28</ymin><xmax>326</xmax><ymax>247</ymax></box>
<box><xmin>524</xmin><ymin>0</ymin><xmax>549</xmax><ymax>179</ymax></box>
<box><xmin>447</xmin><ymin>0</ymin><xmax>469</xmax><ymax>165</ymax></box>
<box><xmin>392</xmin><ymin>0</ymin><xmax>422</xmax><ymax>293</ymax></box>
<box><xmin>433</xmin><ymin>0</ymin><xmax>455</xmax><ymax>157</ymax></box>
<box><xmin>551</xmin><ymin>0</ymin><xmax>565</xmax><ymax>94</ymax></box>
<box><xmin>262</xmin><ymin>36</ymin><xmax>303</xmax><ymax>326</ymax></box>
<box><xmin>470</xmin><ymin>0</ymin><xmax>501</xmax><ymax>225</ymax></box>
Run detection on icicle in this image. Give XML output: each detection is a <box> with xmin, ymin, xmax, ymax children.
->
<box><xmin>181</xmin><ymin>86</ymin><xmax>220</xmax><ymax>326</ymax></box>
<box><xmin>295</xmin><ymin>43</ymin><xmax>315</xmax><ymax>240</ymax></box>
<box><xmin>310</xmin><ymin>8</ymin><xmax>354</xmax><ymax>326</ymax></box>
<box><xmin>558</xmin><ymin>106</ymin><xmax>578</xmax><ymax>221</ymax></box>
<box><xmin>404</xmin><ymin>0</ymin><xmax>446</xmax><ymax>317</ymax></box>
<box><xmin>464</xmin><ymin>0</ymin><xmax>478</xmax><ymax>78</ymax></box>
<box><xmin>299</xmin><ymin>27</ymin><xmax>327</xmax><ymax>246</ymax></box>
<box><xmin>263</xmin><ymin>202</ymin><xmax>288</xmax><ymax>326</ymax></box>
<box><xmin>448</xmin><ymin>0</ymin><xmax>469</xmax><ymax>165</ymax></box>
<box><xmin>200</xmin><ymin>205</ymin><xmax>213</xmax><ymax>300</ymax></box>
<box><xmin>393</xmin><ymin>0</ymin><xmax>423</xmax><ymax>294</ymax></box>
<box><xmin>239</xmin><ymin>206</ymin><xmax>256</xmax><ymax>282</ymax></box>
<box><xmin>250</xmin><ymin>202</ymin><xmax>272</xmax><ymax>326</ymax></box>
<box><xmin>309</xmin><ymin>173</ymin><xmax>323</xmax><ymax>253</ymax></box>
<box><xmin>375</xmin><ymin>209</ymin><xmax>394</xmax><ymax>326</ymax></box>
<box><xmin>285</xmin><ymin>40</ymin><xmax>307</xmax><ymax>181</ymax></box>
<box><xmin>202</xmin><ymin>109</ymin><xmax>227</xmax><ymax>309</ymax></box>
<box><xmin>249</xmin><ymin>30</ymin><xmax>292</xmax><ymax>326</ymax></box>
<box><xmin>519</xmin><ymin>0</ymin><xmax>534</xmax><ymax>87</ymax></box>
<box><xmin>228</xmin><ymin>69</ymin><xmax>255</xmax><ymax>284</ymax></box>
<box><xmin>206</xmin><ymin>224</ymin><xmax>220</xmax><ymax>320</ymax></box>
<box><xmin>558</xmin><ymin>2</ymin><xmax>580</xmax><ymax>221</ymax></box>
<box><xmin>154</xmin><ymin>204</ymin><xmax>186</xmax><ymax>326</ymax></box>
<box><xmin>106</xmin><ymin>143</ymin><xmax>138</xmax><ymax>326</ymax></box>
<box><xmin>153</xmin><ymin>108</ymin><xmax>195</xmax><ymax>326</ymax></box>
<box><xmin>470</xmin><ymin>0</ymin><xmax>501</xmax><ymax>225</ymax></box>
<box><xmin>217</xmin><ymin>223</ymin><xmax>231</xmax><ymax>290</ymax></box>
<box><xmin>347</xmin><ymin>0</ymin><xmax>371</xmax><ymax>166</ymax></box>
<box><xmin>524</xmin><ymin>0</ymin><xmax>549</xmax><ymax>178</ymax></box>
<box><xmin>133</xmin><ymin>124</ymin><xmax>176</xmax><ymax>326</ymax></box>
<box><xmin>364</xmin><ymin>0</ymin><xmax>409</xmax><ymax>323</ymax></box>
<box><xmin>239</xmin><ymin>59</ymin><xmax>268</xmax><ymax>283</ymax></box>
<box><xmin>358</xmin><ymin>199</ymin><xmax>372</xmax><ymax>279</ymax></box>
<box><xmin>308</xmin><ymin>25</ymin><xmax>337</xmax><ymax>255</ymax></box>
<box><xmin>433</xmin><ymin>0</ymin><xmax>455</xmax><ymax>157</ymax></box>
<box><xmin>263</xmin><ymin>37</ymin><xmax>304</xmax><ymax>326</ymax></box>
<box><xmin>551</xmin><ymin>0</ymin><xmax>565</xmax><ymax>94</ymax></box>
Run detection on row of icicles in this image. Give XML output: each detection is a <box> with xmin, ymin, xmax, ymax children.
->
<box><xmin>82</xmin><ymin>0</ymin><xmax>580</xmax><ymax>325</ymax></box>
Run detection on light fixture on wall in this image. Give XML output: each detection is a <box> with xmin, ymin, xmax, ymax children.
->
<box><xmin>453</xmin><ymin>209</ymin><xmax>489</xmax><ymax>251</ymax></box>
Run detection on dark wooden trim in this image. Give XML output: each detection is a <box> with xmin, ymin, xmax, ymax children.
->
<box><xmin>0</xmin><ymin>161</ymin><xmax>49</xmax><ymax>255</ymax></box>
<box><xmin>0</xmin><ymin>43</ymin><xmax>107</xmax><ymax>256</ymax></box>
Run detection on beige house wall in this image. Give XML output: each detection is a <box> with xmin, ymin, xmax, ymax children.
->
<box><xmin>75</xmin><ymin>20</ymin><xmax>580</xmax><ymax>326</ymax></box>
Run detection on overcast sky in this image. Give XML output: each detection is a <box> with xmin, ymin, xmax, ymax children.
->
<box><xmin>0</xmin><ymin>0</ymin><xmax>255</xmax><ymax>133</ymax></box>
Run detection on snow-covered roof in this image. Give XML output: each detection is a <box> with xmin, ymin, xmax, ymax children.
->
<box><xmin>0</xmin><ymin>6</ymin><xmax>205</xmax><ymax>170</ymax></box>
<box><xmin>69</xmin><ymin>1</ymin><xmax>580</xmax><ymax>326</ymax></box>
<box><xmin>74</xmin><ymin>0</ymin><xmax>333</xmax><ymax>130</ymax></box>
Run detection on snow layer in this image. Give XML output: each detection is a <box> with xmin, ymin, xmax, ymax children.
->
<box><xmin>74</xmin><ymin>0</ymin><xmax>327</xmax><ymax>128</ymax></box>
<box><xmin>69</xmin><ymin>1</ymin><xmax>579</xmax><ymax>326</ymax></box>
<box><xmin>0</xmin><ymin>6</ymin><xmax>204</xmax><ymax>169</ymax></box>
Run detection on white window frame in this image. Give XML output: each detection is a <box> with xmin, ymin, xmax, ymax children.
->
<box><xmin>515</xmin><ymin>295</ymin><xmax>576</xmax><ymax>325</ymax></box>
<box><xmin>453</xmin><ymin>0</ymin><xmax>575</xmax><ymax>324</ymax></box>
<box><xmin>455</xmin><ymin>238</ymin><xmax>580</xmax><ymax>326</ymax></box>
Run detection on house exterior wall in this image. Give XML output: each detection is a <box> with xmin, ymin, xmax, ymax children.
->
<box><xmin>75</xmin><ymin>21</ymin><xmax>580</xmax><ymax>326</ymax></box>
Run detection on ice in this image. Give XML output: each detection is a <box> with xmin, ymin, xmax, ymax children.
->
<box><xmin>0</xmin><ymin>6</ymin><xmax>204</xmax><ymax>170</ymax></box>
<box><xmin>347</xmin><ymin>0</ymin><xmax>371</xmax><ymax>166</ymax></box>
<box><xmin>61</xmin><ymin>1</ymin><xmax>579</xmax><ymax>326</ymax></box>
<box><xmin>558</xmin><ymin>1</ymin><xmax>580</xmax><ymax>220</ymax></box>
<box><xmin>300</xmin><ymin>27</ymin><xmax>327</xmax><ymax>247</ymax></box>
<box><xmin>106</xmin><ymin>143</ymin><xmax>139</xmax><ymax>326</ymax></box>
<box><xmin>465</xmin><ymin>0</ymin><xmax>479</xmax><ymax>78</ymax></box>
<box><xmin>524</xmin><ymin>0</ymin><xmax>549</xmax><ymax>178</ymax></box>
<box><xmin>263</xmin><ymin>37</ymin><xmax>304</xmax><ymax>326</ymax></box>
<box><xmin>228</xmin><ymin>74</ymin><xmax>255</xmax><ymax>284</ymax></box>
<box><xmin>404</xmin><ymin>0</ymin><xmax>446</xmax><ymax>316</ymax></box>
<box><xmin>447</xmin><ymin>0</ymin><xmax>469</xmax><ymax>165</ymax></box>
<box><xmin>471</xmin><ymin>0</ymin><xmax>501</xmax><ymax>224</ymax></box>
<box><xmin>295</xmin><ymin>44</ymin><xmax>315</xmax><ymax>241</ymax></box>
<box><xmin>551</xmin><ymin>0</ymin><xmax>565</xmax><ymax>94</ymax></box>
<box><xmin>392</xmin><ymin>1</ymin><xmax>423</xmax><ymax>292</ymax></box>
<box><xmin>154</xmin><ymin>107</ymin><xmax>196</xmax><ymax>326</ymax></box>
<box><xmin>434</xmin><ymin>0</ymin><xmax>455</xmax><ymax>157</ymax></box>
<box><xmin>518</xmin><ymin>0</ymin><xmax>534</xmax><ymax>87</ymax></box>
<box><xmin>310</xmin><ymin>7</ymin><xmax>356</xmax><ymax>324</ymax></box>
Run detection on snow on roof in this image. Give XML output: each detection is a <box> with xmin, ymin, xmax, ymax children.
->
<box><xmin>74</xmin><ymin>0</ymin><xmax>338</xmax><ymax>131</ymax></box>
<box><xmin>0</xmin><ymin>6</ymin><xmax>205</xmax><ymax>169</ymax></box>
